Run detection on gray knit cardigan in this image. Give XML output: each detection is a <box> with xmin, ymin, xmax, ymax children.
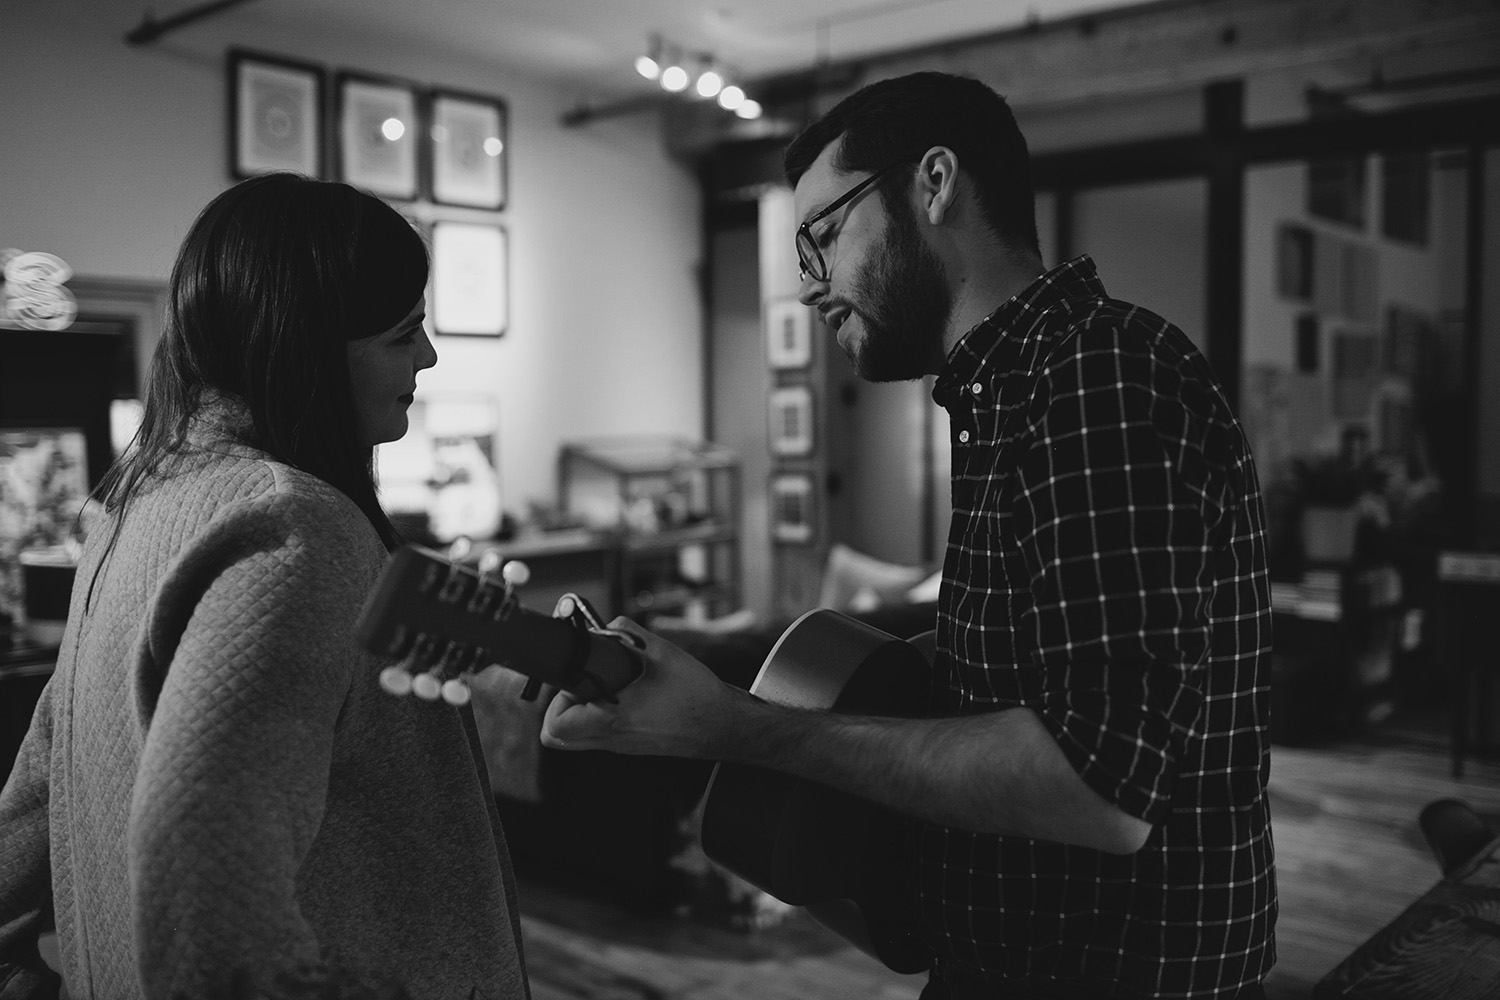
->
<box><xmin>0</xmin><ymin>403</ymin><xmax>529</xmax><ymax>999</ymax></box>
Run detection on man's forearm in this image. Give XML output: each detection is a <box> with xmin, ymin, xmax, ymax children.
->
<box><xmin>712</xmin><ymin>692</ymin><xmax>1151</xmax><ymax>854</ymax></box>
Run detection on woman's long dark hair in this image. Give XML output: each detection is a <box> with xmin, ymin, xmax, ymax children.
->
<box><xmin>93</xmin><ymin>174</ymin><xmax>427</xmax><ymax>551</ymax></box>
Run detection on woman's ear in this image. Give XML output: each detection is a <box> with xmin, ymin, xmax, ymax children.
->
<box><xmin>916</xmin><ymin>146</ymin><xmax>960</xmax><ymax>226</ymax></box>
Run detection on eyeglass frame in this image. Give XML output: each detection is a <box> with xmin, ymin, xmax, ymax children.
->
<box><xmin>795</xmin><ymin>160</ymin><xmax>910</xmax><ymax>282</ymax></box>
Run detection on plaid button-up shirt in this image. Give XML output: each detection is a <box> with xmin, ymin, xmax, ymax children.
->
<box><xmin>921</xmin><ymin>256</ymin><xmax>1277</xmax><ymax>997</ymax></box>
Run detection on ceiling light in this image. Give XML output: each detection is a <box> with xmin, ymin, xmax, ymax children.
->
<box><xmin>717</xmin><ymin>85</ymin><xmax>745</xmax><ymax>111</ymax></box>
<box><xmin>660</xmin><ymin>64</ymin><xmax>689</xmax><ymax>92</ymax></box>
<box><xmin>381</xmin><ymin>117</ymin><xmax>406</xmax><ymax>141</ymax></box>
<box><xmin>695</xmin><ymin>68</ymin><xmax>723</xmax><ymax>99</ymax></box>
<box><xmin>735</xmin><ymin>99</ymin><xmax>762</xmax><ymax>120</ymax></box>
<box><xmin>636</xmin><ymin>33</ymin><xmax>663</xmax><ymax>80</ymax></box>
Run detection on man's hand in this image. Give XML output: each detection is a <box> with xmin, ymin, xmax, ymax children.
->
<box><xmin>540</xmin><ymin>617</ymin><xmax>752</xmax><ymax>759</ymax></box>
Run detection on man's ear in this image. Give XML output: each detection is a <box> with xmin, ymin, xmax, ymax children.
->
<box><xmin>915</xmin><ymin>146</ymin><xmax>960</xmax><ymax>226</ymax></box>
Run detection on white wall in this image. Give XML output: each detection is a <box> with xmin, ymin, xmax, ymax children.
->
<box><xmin>1073</xmin><ymin>178</ymin><xmax>1209</xmax><ymax>352</ymax></box>
<box><xmin>1</xmin><ymin>1</ymin><xmax>704</xmax><ymax>514</ymax></box>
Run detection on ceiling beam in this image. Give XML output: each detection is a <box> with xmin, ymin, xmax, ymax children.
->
<box><xmin>669</xmin><ymin>0</ymin><xmax>1500</xmax><ymax>156</ymax></box>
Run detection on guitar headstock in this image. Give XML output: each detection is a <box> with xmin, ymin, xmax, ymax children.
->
<box><xmin>353</xmin><ymin>544</ymin><xmax>642</xmax><ymax>706</ymax></box>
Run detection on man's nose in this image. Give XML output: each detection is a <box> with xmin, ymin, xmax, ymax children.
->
<box><xmin>796</xmin><ymin>273</ymin><xmax>826</xmax><ymax>306</ymax></box>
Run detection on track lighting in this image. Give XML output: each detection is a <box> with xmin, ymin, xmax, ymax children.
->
<box><xmin>695</xmin><ymin>63</ymin><xmax>723</xmax><ymax>99</ymax></box>
<box><xmin>635</xmin><ymin>33</ymin><xmax>662</xmax><ymax>80</ymax></box>
<box><xmin>660</xmin><ymin>63</ymin><xmax>689</xmax><ymax>92</ymax></box>
<box><xmin>634</xmin><ymin>34</ymin><xmax>757</xmax><ymax>119</ymax></box>
<box><xmin>717</xmin><ymin>85</ymin><xmax>744</xmax><ymax>111</ymax></box>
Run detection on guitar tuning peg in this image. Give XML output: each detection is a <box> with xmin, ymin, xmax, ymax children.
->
<box><xmin>441</xmin><ymin>679</ymin><xmax>472</xmax><ymax>706</ymax></box>
<box><xmin>476</xmin><ymin>549</ymin><xmax>503</xmax><ymax>579</ymax></box>
<box><xmin>501</xmin><ymin>560</ymin><xmax>530</xmax><ymax>589</ymax></box>
<box><xmin>447</xmin><ymin>537</ymin><xmax>473</xmax><ymax>562</ymax></box>
<box><xmin>379</xmin><ymin>665</ymin><xmax>413</xmax><ymax>696</ymax></box>
<box><xmin>491</xmin><ymin>560</ymin><xmax>530</xmax><ymax>621</ymax></box>
<box><xmin>378</xmin><ymin>632</ymin><xmax>435</xmax><ymax>698</ymax></box>
<box><xmin>412</xmin><ymin>670</ymin><xmax>443</xmax><ymax>701</ymax></box>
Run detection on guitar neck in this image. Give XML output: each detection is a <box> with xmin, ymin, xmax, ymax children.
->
<box><xmin>354</xmin><ymin>544</ymin><xmax>641</xmax><ymax>702</ymax></box>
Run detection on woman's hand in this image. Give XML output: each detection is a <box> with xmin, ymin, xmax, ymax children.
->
<box><xmin>540</xmin><ymin>617</ymin><xmax>750</xmax><ymax>759</ymax></box>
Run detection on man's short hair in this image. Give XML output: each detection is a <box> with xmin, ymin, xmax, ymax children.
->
<box><xmin>784</xmin><ymin>71</ymin><xmax>1040</xmax><ymax>256</ymax></box>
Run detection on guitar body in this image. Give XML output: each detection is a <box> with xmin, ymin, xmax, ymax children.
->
<box><xmin>699</xmin><ymin>609</ymin><xmax>933</xmax><ymax>974</ymax></box>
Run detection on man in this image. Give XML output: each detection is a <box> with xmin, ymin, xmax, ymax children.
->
<box><xmin>541</xmin><ymin>71</ymin><xmax>1276</xmax><ymax>999</ymax></box>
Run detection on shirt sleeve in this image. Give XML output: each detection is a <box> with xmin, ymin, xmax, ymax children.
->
<box><xmin>127</xmin><ymin>488</ymin><xmax>378</xmax><ymax>998</ymax></box>
<box><xmin>0</xmin><ymin>682</ymin><xmax>64</xmax><ymax>1000</ymax></box>
<box><xmin>1012</xmin><ymin>323</ymin><xmax>1229</xmax><ymax>825</ymax></box>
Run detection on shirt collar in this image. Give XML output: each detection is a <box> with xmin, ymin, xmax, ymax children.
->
<box><xmin>933</xmin><ymin>254</ymin><xmax>1107</xmax><ymax>408</ymax></box>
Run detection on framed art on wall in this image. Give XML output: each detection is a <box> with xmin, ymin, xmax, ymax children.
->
<box><xmin>336</xmin><ymin>72</ymin><xmax>420</xmax><ymax>200</ymax></box>
<box><xmin>770</xmin><ymin>473</ymin><xmax>815</xmax><ymax>544</ymax></box>
<box><xmin>1275</xmin><ymin>223</ymin><xmax>1313</xmax><ymax>302</ymax></box>
<box><xmin>228</xmin><ymin>49</ymin><xmax>324</xmax><ymax>179</ymax></box>
<box><xmin>768</xmin><ymin>385</ymin><xmax>814</xmax><ymax>457</ymax></box>
<box><xmin>431</xmin><ymin>221</ymin><xmax>507</xmax><ymax>337</ymax></box>
<box><xmin>429</xmin><ymin>89</ymin><xmax>508</xmax><ymax>210</ymax></box>
<box><xmin>765</xmin><ymin>298</ymin><xmax>811</xmax><ymax>370</ymax></box>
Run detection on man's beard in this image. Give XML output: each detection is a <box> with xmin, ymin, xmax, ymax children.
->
<box><xmin>845</xmin><ymin>198</ymin><xmax>950</xmax><ymax>382</ymax></box>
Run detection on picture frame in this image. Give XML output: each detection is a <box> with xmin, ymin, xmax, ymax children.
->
<box><xmin>228</xmin><ymin>48</ymin><xmax>324</xmax><ymax>179</ymax></box>
<box><xmin>1331</xmin><ymin>330</ymin><xmax>1379</xmax><ymax>419</ymax></box>
<box><xmin>1307</xmin><ymin>154</ymin><xmax>1367</xmax><ymax>229</ymax></box>
<box><xmin>0</xmin><ymin>426</ymin><xmax>90</xmax><ymax>625</ymax></box>
<box><xmin>766</xmin><ymin>298</ymin><xmax>812</xmax><ymax>370</ymax></box>
<box><xmin>428</xmin><ymin>88</ymin><xmax>508</xmax><ymax>210</ymax></box>
<box><xmin>770</xmin><ymin>473</ymin><xmax>815</xmax><ymax>544</ymax></box>
<box><xmin>431</xmin><ymin>221</ymin><xmax>507</xmax><ymax>337</ymax></box>
<box><xmin>336</xmin><ymin>71</ymin><xmax>421</xmax><ymax>200</ymax></box>
<box><xmin>768</xmin><ymin>385</ymin><xmax>814</xmax><ymax>457</ymax></box>
<box><xmin>1382</xmin><ymin>151</ymin><xmax>1430</xmax><ymax>246</ymax></box>
<box><xmin>1383</xmin><ymin>304</ymin><xmax>1430</xmax><ymax>378</ymax></box>
<box><xmin>1275</xmin><ymin>223</ymin><xmax>1313</xmax><ymax>302</ymax></box>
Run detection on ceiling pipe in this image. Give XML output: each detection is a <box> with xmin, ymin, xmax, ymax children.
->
<box><xmin>125</xmin><ymin>0</ymin><xmax>261</xmax><ymax>45</ymax></box>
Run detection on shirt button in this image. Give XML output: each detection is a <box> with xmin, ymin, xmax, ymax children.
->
<box><xmin>958</xmin><ymin>430</ymin><xmax>970</xmax><ymax>443</ymax></box>
<box><xmin>971</xmin><ymin>382</ymin><xmax>983</xmax><ymax>395</ymax></box>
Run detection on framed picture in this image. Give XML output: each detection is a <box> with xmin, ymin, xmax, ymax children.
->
<box><xmin>1384</xmin><ymin>304</ymin><xmax>1430</xmax><ymax>378</ymax></box>
<box><xmin>0</xmin><ymin>427</ymin><xmax>90</xmax><ymax>624</ymax></box>
<box><xmin>769</xmin><ymin>385</ymin><xmax>814</xmax><ymax>457</ymax></box>
<box><xmin>1275</xmin><ymin>223</ymin><xmax>1313</xmax><ymax>302</ymax></box>
<box><xmin>771</xmin><ymin>473</ymin><xmax>815</xmax><ymax>544</ymax></box>
<box><xmin>432</xmin><ymin>221</ymin><xmax>507</xmax><ymax>337</ymax></box>
<box><xmin>1307</xmin><ymin>154</ymin><xmax>1367</xmax><ymax>229</ymax></box>
<box><xmin>336</xmin><ymin>72</ymin><xmax>420</xmax><ymax>200</ymax></box>
<box><xmin>1331</xmin><ymin>330</ymin><xmax>1379</xmax><ymax>419</ymax></box>
<box><xmin>228</xmin><ymin>49</ymin><xmax>324</xmax><ymax>179</ymax></box>
<box><xmin>1295</xmin><ymin>313</ymin><xmax>1320</xmax><ymax>374</ymax></box>
<box><xmin>1382</xmin><ymin>151</ymin><xmax>1430</xmax><ymax>245</ymax></box>
<box><xmin>766</xmin><ymin>298</ymin><xmax>812</xmax><ymax>369</ymax></box>
<box><xmin>429</xmin><ymin>89</ymin><xmax>508</xmax><ymax>210</ymax></box>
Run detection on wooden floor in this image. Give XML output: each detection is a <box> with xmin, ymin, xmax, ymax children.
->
<box><xmin>516</xmin><ymin>709</ymin><xmax>1500</xmax><ymax>1000</ymax></box>
<box><xmin>33</xmin><ymin>710</ymin><xmax>1500</xmax><ymax>998</ymax></box>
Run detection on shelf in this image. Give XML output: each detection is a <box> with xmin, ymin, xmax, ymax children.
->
<box><xmin>558</xmin><ymin>436</ymin><xmax>742</xmax><ymax>619</ymax></box>
<box><xmin>620</xmin><ymin>521</ymin><xmax>736</xmax><ymax>554</ymax></box>
<box><xmin>560</xmin><ymin>436</ymin><xmax>738</xmax><ymax>476</ymax></box>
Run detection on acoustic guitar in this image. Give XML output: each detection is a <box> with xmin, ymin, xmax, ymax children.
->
<box><xmin>353</xmin><ymin>543</ymin><xmax>932</xmax><ymax>973</ymax></box>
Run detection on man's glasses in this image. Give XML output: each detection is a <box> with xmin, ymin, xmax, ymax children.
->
<box><xmin>796</xmin><ymin>161</ymin><xmax>908</xmax><ymax>282</ymax></box>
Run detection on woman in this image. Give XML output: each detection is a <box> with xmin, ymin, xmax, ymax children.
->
<box><xmin>0</xmin><ymin>175</ymin><xmax>529</xmax><ymax>999</ymax></box>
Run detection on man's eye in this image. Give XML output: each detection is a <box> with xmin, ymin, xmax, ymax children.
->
<box><xmin>813</xmin><ymin>221</ymin><xmax>837</xmax><ymax>250</ymax></box>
